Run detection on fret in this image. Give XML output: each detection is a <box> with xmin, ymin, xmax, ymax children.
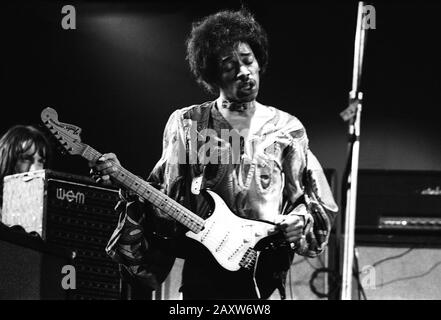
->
<box><xmin>82</xmin><ymin>144</ymin><xmax>204</xmax><ymax>233</ymax></box>
<box><xmin>181</xmin><ymin>215</ymin><xmax>191</xmax><ymax>224</ymax></box>
<box><xmin>42</xmin><ymin>108</ymin><xmax>206</xmax><ymax>234</ymax></box>
<box><xmin>143</xmin><ymin>185</ymin><xmax>204</xmax><ymax>231</ymax></box>
<box><xmin>83</xmin><ymin>145</ymin><xmax>101</xmax><ymax>162</ymax></box>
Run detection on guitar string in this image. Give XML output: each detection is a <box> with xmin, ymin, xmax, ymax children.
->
<box><xmin>107</xmin><ymin>161</ymin><xmax>260</xmax><ymax>262</ymax></box>
<box><xmin>50</xmin><ymin>126</ymin><xmax>204</xmax><ymax>231</ymax></box>
<box><xmin>84</xmin><ymin>145</ymin><xmax>205</xmax><ymax>231</ymax></box>
<box><xmin>52</xmin><ymin>126</ymin><xmax>268</xmax><ymax>265</ymax></box>
<box><xmin>86</xmin><ymin>150</ymin><xmax>267</xmax><ymax>264</ymax></box>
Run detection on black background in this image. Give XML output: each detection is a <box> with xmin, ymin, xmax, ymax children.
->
<box><xmin>2</xmin><ymin>0</ymin><xmax>440</xmax><ymax>206</ymax></box>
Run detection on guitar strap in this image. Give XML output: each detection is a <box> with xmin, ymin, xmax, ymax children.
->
<box><xmin>181</xmin><ymin>101</ymin><xmax>214</xmax><ymax>218</ymax></box>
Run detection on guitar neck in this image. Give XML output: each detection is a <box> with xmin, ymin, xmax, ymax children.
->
<box><xmin>81</xmin><ymin>145</ymin><xmax>204</xmax><ymax>233</ymax></box>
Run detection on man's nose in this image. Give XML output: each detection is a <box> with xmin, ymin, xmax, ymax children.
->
<box><xmin>237</xmin><ymin>65</ymin><xmax>250</xmax><ymax>81</ymax></box>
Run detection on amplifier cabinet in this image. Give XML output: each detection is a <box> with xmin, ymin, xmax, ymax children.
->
<box><xmin>356</xmin><ymin>170</ymin><xmax>441</xmax><ymax>235</ymax></box>
<box><xmin>354</xmin><ymin>245</ymin><xmax>441</xmax><ymax>300</ymax></box>
<box><xmin>2</xmin><ymin>169</ymin><xmax>122</xmax><ymax>300</ymax></box>
<box><xmin>0</xmin><ymin>226</ymin><xmax>72</xmax><ymax>300</ymax></box>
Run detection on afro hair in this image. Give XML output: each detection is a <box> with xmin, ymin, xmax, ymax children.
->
<box><xmin>186</xmin><ymin>9</ymin><xmax>269</xmax><ymax>93</ymax></box>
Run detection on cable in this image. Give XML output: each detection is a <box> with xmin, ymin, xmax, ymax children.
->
<box><xmin>370</xmin><ymin>247</ymin><xmax>414</xmax><ymax>268</ymax></box>
<box><xmin>292</xmin><ymin>256</ymin><xmax>339</xmax><ymax>299</ymax></box>
<box><xmin>353</xmin><ymin>246</ymin><xmax>414</xmax><ymax>299</ymax></box>
<box><xmin>287</xmin><ymin>256</ymin><xmax>307</xmax><ymax>300</ymax></box>
<box><xmin>290</xmin><ymin>256</ymin><xmax>329</xmax><ymax>299</ymax></box>
<box><xmin>304</xmin><ymin>257</ymin><xmax>319</xmax><ymax>270</ymax></box>
<box><xmin>307</xmin><ymin>249</ymin><xmax>366</xmax><ymax>300</ymax></box>
<box><xmin>303</xmin><ymin>255</ymin><xmax>340</xmax><ymax>299</ymax></box>
<box><xmin>308</xmin><ymin>247</ymin><xmax>415</xmax><ymax>300</ymax></box>
<box><xmin>309</xmin><ymin>267</ymin><xmax>340</xmax><ymax>299</ymax></box>
<box><xmin>291</xmin><ymin>256</ymin><xmax>307</xmax><ymax>267</ymax></box>
<box><xmin>353</xmin><ymin>249</ymin><xmax>367</xmax><ymax>300</ymax></box>
<box><xmin>288</xmin><ymin>264</ymin><xmax>294</xmax><ymax>300</ymax></box>
<box><xmin>378</xmin><ymin>260</ymin><xmax>441</xmax><ymax>288</ymax></box>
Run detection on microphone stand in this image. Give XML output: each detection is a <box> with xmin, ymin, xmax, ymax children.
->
<box><xmin>339</xmin><ymin>1</ymin><xmax>368</xmax><ymax>300</ymax></box>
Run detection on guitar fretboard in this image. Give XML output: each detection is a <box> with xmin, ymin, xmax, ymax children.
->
<box><xmin>81</xmin><ymin>145</ymin><xmax>205</xmax><ymax>233</ymax></box>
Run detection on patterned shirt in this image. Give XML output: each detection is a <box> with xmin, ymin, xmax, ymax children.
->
<box><xmin>106</xmin><ymin>101</ymin><xmax>339</xmax><ymax>296</ymax></box>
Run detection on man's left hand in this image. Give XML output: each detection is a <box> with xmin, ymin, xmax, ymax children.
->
<box><xmin>274</xmin><ymin>204</ymin><xmax>307</xmax><ymax>244</ymax></box>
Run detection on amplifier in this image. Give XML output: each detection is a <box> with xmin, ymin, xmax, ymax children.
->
<box><xmin>2</xmin><ymin>169</ymin><xmax>122</xmax><ymax>300</ymax></box>
<box><xmin>0</xmin><ymin>225</ymin><xmax>72</xmax><ymax>300</ymax></box>
<box><xmin>355</xmin><ymin>169</ymin><xmax>441</xmax><ymax>239</ymax></box>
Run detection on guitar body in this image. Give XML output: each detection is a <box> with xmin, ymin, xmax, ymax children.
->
<box><xmin>184</xmin><ymin>190</ymin><xmax>293</xmax><ymax>298</ymax></box>
<box><xmin>185</xmin><ymin>190</ymin><xmax>278</xmax><ymax>271</ymax></box>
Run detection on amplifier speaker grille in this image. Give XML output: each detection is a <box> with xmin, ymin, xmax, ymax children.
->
<box><xmin>2</xmin><ymin>170</ymin><xmax>122</xmax><ymax>300</ymax></box>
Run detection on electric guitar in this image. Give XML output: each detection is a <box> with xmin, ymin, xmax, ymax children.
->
<box><xmin>41</xmin><ymin>107</ymin><xmax>293</xmax><ymax>298</ymax></box>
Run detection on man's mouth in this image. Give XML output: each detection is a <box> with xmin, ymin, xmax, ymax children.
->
<box><xmin>239</xmin><ymin>80</ymin><xmax>255</xmax><ymax>91</ymax></box>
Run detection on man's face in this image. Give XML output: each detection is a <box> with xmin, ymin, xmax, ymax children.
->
<box><xmin>15</xmin><ymin>143</ymin><xmax>46</xmax><ymax>174</ymax></box>
<box><xmin>217</xmin><ymin>42</ymin><xmax>260</xmax><ymax>102</ymax></box>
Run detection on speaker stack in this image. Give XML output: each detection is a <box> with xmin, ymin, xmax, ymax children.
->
<box><xmin>1</xmin><ymin>169</ymin><xmax>122</xmax><ymax>300</ymax></box>
<box><xmin>0</xmin><ymin>224</ymin><xmax>71</xmax><ymax>300</ymax></box>
<box><xmin>353</xmin><ymin>169</ymin><xmax>441</xmax><ymax>300</ymax></box>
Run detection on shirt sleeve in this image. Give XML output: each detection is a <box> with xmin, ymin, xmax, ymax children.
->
<box><xmin>282</xmin><ymin>122</ymin><xmax>339</xmax><ymax>257</ymax></box>
<box><xmin>105</xmin><ymin>109</ymin><xmax>186</xmax><ymax>290</ymax></box>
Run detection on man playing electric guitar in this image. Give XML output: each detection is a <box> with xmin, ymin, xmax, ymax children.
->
<box><xmin>90</xmin><ymin>9</ymin><xmax>338</xmax><ymax>300</ymax></box>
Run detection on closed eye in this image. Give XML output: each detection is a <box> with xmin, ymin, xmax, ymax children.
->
<box><xmin>243</xmin><ymin>56</ymin><xmax>254</xmax><ymax>65</ymax></box>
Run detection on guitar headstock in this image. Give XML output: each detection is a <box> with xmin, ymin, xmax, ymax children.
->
<box><xmin>41</xmin><ymin>107</ymin><xmax>87</xmax><ymax>156</ymax></box>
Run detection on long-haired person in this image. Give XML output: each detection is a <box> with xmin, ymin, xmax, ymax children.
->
<box><xmin>0</xmin><ymin>125</ymin><xmax>51</xmax><ymax>214</ymax></box>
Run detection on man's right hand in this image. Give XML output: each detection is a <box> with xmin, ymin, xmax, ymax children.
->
<box><xmin>89</xmin><ymin>152</ymin><xmax>121</xmax><ymax>184</ymax></box>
